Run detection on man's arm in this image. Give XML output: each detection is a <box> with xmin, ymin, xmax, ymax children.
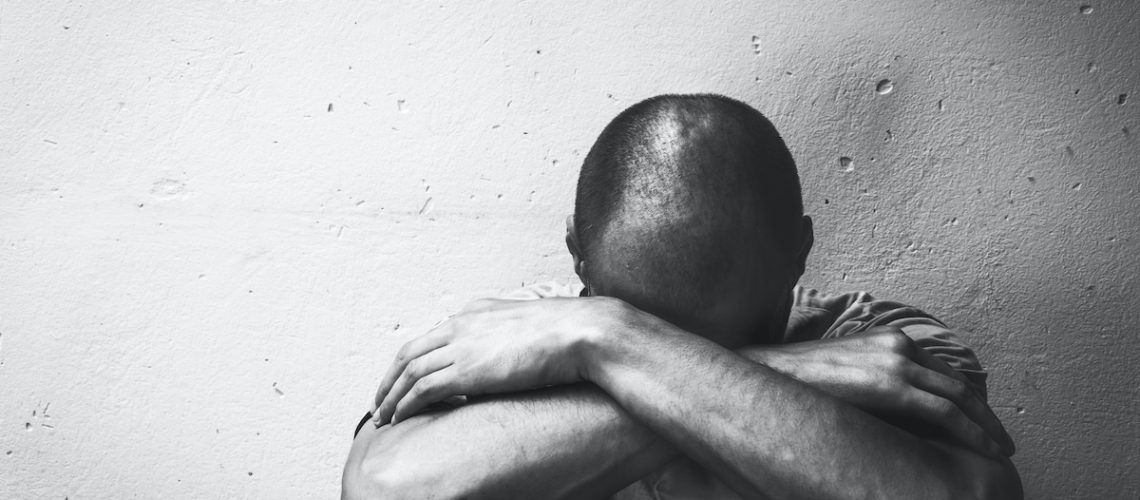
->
<box><xmin>344</xmin><ymin>335</ymin><xmax>1020</xmax><ymax>500</ymax></box>
<box><xmin>359</xmin><ymin>297</ymin><xmax>1021</xmax><ymax>499</ymax></box>
<box><xmin>342</xmin><ymin>383</ymin><xmax>678</xmax><ymax>499</ymax></box>
<box><xmin>580</xmin><ymin>299</ymin><xmax>1021</xmax><ymax>499</ymax></box>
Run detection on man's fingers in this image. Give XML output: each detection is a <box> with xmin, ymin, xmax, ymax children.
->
<box><xmin>391</xmin><ymin>368</ymin><xmax>460</xmax><ymax>425</ymax></box>
<box><xmin>375</xmin><ymin>347</ymin><xmax>455</xmax><ymax>425</ymax></box>
<box><xmin>903</xmin><ymin>389</ymin><xmax>1006</xmax><ymax>457</ymax></box>
<box><xmin>908</xmin><ymin>366</ymin><xmax>1015</xmax><ymax>456</ymax></box>
<box><xmin>909</xmin><ymin>346</ymin><xmax>970</xmax><ymax>383</ymax></box>
<box><xmin>372</xmin><ymin>328</ymin><xmax>453</xmax><ymax>413</ymax></box>
<box><xmin>908</xmin><ymin>349</ymin><xmax>1015</xmax><ymax>455</ymax></box>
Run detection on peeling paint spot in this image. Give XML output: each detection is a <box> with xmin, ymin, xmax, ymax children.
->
<box><xmin>937</xmin><ymin>99</ymin><xmax>945</xmax><ymax>111</ymax></box>
<box><xmin>1079</xmin><ymin>4</ymin><xmax>1093</xmax><ymax>14</ymax></box>
<box><xmin>151</xmin><ymin>179</ymin><xmax>186</xmax><ymax>198</ymax></box>
<box><xmin>1072</xmin><ymin>182</ymin><xmax>1083</xmax><ymax>190</ymax></box>
<box><xmin>876</xmin><ymin>79</ymin><xmax>894</xmax><ymax>95</ymax></box>
<box><xmin>1118</xmin><ymin>94</ymin><xmax>1128</xmax><ymax>105</ymax></box>
<box><xmin>1087</xmin><ymin>61</ymin><xmax>1097</xmax><ymax>72</ymax></box>
<box><xmin>839</xmin><ymin>156</ymin><xmax>854</xmax><ymax>172</ymax></box>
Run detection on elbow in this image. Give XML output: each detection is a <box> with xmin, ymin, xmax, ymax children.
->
<box><xmin>343</xmin><ymin>429</ymin><xmax>466</xmax><ymax>500</ymax></box>
<box><xmin>342</xmin><ymin>452</ymin><xmax>410</xmax><ymax>500</ymax></box>
<box><xmin>972</xmin><ymin>456</ymin><xmax>1023</xmax><ymax>500</ymax></box>
<box><xmin>940</xmin><ymin>455</ymin><xmax>1022</xmax><ymax>500</ymax></box>
<box><xmin>342</xmin><ymin>427</ymin><xmax>423</xmax><ymax>500</ymax></box>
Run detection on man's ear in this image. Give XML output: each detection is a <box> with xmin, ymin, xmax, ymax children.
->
<box><xmin>565</xmin><ymin>215</ymin><xmax>587</xmax><ymax>281</ymax></box>
<box><xmin>791</xmin><ymin>215</ymin><xmax>814</xmax><ymax>282</ymax></box>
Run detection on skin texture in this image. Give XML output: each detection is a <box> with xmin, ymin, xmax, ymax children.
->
<box><xmin>344</xmin><ymin>218</ymin><xmax>1022</xmax><ymax>499</ymax></box>
<box><xmin>345</xmin><ymin>297</ymin><xmax>1021</xmax><ymax>500</ymax></box>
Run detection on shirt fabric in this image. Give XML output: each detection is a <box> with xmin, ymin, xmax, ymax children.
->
<box><xmin>503</xmin><ymin>281</ymin><xmax>989</xmax><ymax>500</ymax></box>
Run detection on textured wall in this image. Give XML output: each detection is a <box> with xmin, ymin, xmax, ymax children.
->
<box><xmin>1</xmin><ymin>1</ymin><xmax>1137</xmax><ymax>498</ymax></box>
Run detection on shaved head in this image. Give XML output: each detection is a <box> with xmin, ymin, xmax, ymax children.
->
<box><xmin>572</xmin><ymin>94</ymin><xmax>807</xmax><ymax>345</ymax></box>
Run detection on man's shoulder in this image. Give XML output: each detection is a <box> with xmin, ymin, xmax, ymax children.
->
<box><xmin>788</xmin><ymin>285</ymin><xmax>989</xmax><ymax>398</ymax></box>
<box><xmin>787</xmin><ymin>285</ymin><xmax>940</xmax><ymax>340</ymax></box>
<box><xmin>499</xmin><ymin>281</ymin><xmax>585</xmax><ymax>300</ymax></box>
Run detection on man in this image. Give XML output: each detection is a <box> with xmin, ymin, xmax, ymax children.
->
<box><xmin>342</xmin><ymin>94</ymin><xmax>1022</xmax><ymax>499</ymax></box>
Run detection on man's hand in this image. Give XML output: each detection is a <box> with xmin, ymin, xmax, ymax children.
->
<box><xmin>371</xmin><ymin>297</ymin><xmax>613</xmax><ymax>425</ymax></box>
<box><xmin>355</xmin><ymin>298</ymin><xmax>1021</xmax><ymax>499</ymax></box>
<box><xmin>741</xmin><ymin>325</ymin><xmax>1015</xmax><ymax>457</ymax></box>
<box><xmin>371</xmin><ymin>299</ymin><xmax>1013</xmax><ymax>457</ymax></box>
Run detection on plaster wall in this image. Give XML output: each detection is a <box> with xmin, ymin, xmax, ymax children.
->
<box><xmin>1</xmin><ymin>1</ymin><xmax>1137</xmax><ymax>498</ymax></box>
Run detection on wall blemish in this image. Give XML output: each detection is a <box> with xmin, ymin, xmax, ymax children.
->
<box><xmin>876</xmin><ymin>79</ymin><xmax>894</xmax><ymax>95</ymax></box>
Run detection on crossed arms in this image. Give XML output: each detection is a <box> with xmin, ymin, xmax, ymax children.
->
<box><xmin>343</xmin><ymin>296</ymin><xmax>1022</xmax><ymax>499</ymax></box>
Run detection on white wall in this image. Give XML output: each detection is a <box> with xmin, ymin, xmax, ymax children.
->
<box><xmin>2</xmin><ymin>1</ymin><xmax>1137</xmax><ymax>498</ymax></box>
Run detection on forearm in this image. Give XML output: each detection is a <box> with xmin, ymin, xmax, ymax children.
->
<box><xmin>342</xmin><ymin>383</ymin><xmax>679</xmax><ymax>499</ymax></box>
<box><xmin>586</xmin><ymin>311</ymin><xmax>1018</xmax><ymax>500</ymax></box>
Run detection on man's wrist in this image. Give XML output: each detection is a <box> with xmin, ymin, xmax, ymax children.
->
<box><xmin>573</xmin><ymin>296</ymin><xmax>632</xmax><ymax>384</ymax></box>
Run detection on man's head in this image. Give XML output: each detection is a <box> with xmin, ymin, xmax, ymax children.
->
<box><xmin>567</xmin><ymin>94</ymin><xmax>813</xmax><ymax>347</ymax></box>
